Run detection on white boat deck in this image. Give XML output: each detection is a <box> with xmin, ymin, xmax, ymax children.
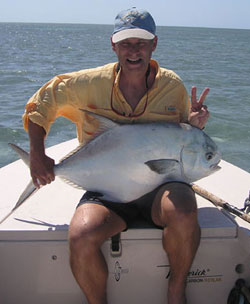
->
<box><xmin>1</xmin><ymin>139</ymin><xmax>250</xmax><ymax>304</ymax></box>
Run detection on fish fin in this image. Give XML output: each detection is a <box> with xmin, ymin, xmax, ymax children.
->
<box><xmin>59</xmin><ymin>144</ymin><xmax>85</xmax><ymax>163</ymax></box>
<box><xmin>59</xmin><ymin>177</ymin><xmax>83</xmax><ymax>190</ymax></box>
<box><xmin>9</xmin><ymin>143</ymin><xmax>30</xmax><ymax>167</ymax></box>
<box><xmin>145</xmin><ymin>159</ymin><xmax>180</xmax><ymax>175</ymax></box>
<box><xmin>0</xmin><ymin>180</ymin><xmax>38</xmax><ymax>224</ymax></box>
<box><xmin>1</xmin><ymin>144</ymin><xmax>39</xmax><ymax>224</ymax></box>
<box><xmin>79</xmin><ymin>109</ymin><xmax>119</xmax><ymax>135</ymax></box>
<box><xmin>13</xmin><ymin>180</ymin><xmax>38</xmax><ymax>210</ymax></box>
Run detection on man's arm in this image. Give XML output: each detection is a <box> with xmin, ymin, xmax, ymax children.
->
<box><xmin>28</xmin><ymin>119</ymin><xmax>55</xmax><ymax>188</ymax></box>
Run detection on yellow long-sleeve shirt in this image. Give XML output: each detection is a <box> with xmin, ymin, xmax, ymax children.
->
<box><xmin>23</xmin><ymin>60</ymin><xmax>190</xmax><ymax>145</ymax></box>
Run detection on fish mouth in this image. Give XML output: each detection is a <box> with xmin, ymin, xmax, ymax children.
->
<box><xmin>210</xmin><ymin>161</ymin><xmax>221</xmax><ymax>171</ymax></box>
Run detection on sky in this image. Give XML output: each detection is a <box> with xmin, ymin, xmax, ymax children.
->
<box><xmin>0</xmin><ymin>0</ymin><xmax>250</xmax><ymax>30</ymax></box>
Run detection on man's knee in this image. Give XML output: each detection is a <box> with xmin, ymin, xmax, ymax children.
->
<box><xmin>69</xmin><ymin>202</ymin><xmax>126</xmax><ymax>251</ymax></box>
<box><xmin>162</xmin><ymin>183</ymin><xmax>196</xmax><ymax>211</ymax></box>
<box><xmin>152</xmin><ymin>183</ymin><xmax>198</xmax><ymax>227</ymax></box>
<box><xmin>69</xmin><ymin>204</ymin><xmax>108</xmax><ymax>250</ymax></box>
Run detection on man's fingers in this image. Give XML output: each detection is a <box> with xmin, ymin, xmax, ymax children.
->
<box><xmin>31</xmin><ymin>172</ymin><xmax>55</xmax><ymax>188</ymax></box>
<box><xmin>198</xmin><ymin>88</ymin><xmax>210</xmax><ymax>105</ymax></box>
<box><xmin>191</xmin><ymin>87</ymin><xmax>210</xmax><ymax>111</ymax></box>
<box><xmin>32</xmin><ymin>176</ymin><xmax>42</xmax><ymax>188</ymax></box>
<box><xmin>191</xmin><ymin>86</ymin><xmax>197</xmax><ymax>103</ymax></box>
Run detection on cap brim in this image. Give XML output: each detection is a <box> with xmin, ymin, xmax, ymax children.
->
<box><xmin>112</xmin><ymin>28</ymin><xmax>155</xmax><ymax>43</ymax></box>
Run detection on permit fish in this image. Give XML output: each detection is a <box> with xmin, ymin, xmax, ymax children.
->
<box><xmin>3</xmin><ymin>111</ymin><xmax>221</xmax><ymax>222</ymax></box>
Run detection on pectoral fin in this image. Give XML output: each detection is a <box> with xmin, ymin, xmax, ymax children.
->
<box><xmin>145</xmin><ymin>159</ymin><xmax>180</xmax><ymax>175</ymax></box>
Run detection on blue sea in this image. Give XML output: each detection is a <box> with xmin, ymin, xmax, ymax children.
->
<box><xmin>0</xmin><ymin>23</ymin><xmax>250</xmax><ymax>172</ymax></box>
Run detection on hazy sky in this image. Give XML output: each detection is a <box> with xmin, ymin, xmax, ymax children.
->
<box><xmin>1</xmin><ymin>0</ymin><xmax>250</xmax><ymax>30</ymax></box>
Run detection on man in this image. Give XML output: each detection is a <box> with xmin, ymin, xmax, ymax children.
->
<box><xmin>23</xmin><ymin>8</ymin><xmax>209</xmax><ymax>304</ymax></box>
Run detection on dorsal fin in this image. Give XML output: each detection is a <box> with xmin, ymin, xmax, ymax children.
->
<box><xmin>79</xmin><ymin>109</ymin><xmax>119</xmax><ymax>139</ymax></box>
<box><xmin>58</xmin><ymin>143</ymin><xmax>85</xmax><ymax>163</ymax></box>
<box><xmin>59</xmin><ymin>110</ymin><xmax>119</xmax><ymax>164</ymax></box>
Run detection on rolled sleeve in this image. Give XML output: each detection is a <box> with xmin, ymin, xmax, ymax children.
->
<box><xmin>23</xmin><ymin>75</ymin><xmax>71</xmax><ymax>134</ymax></box>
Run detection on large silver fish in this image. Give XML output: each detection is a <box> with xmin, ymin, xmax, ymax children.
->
<box><xmin>5</xmin><ymin>111</ymin><xmax>221</xmax><ymax>222</ymax></box>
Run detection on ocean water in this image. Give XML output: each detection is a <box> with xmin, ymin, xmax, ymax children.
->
<box><xmin>0</xmin><ymin>23</ymin><xmax>250</xmax><ymax>172</ymax></box>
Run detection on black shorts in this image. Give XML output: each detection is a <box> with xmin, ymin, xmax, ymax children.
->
<box><xmin>77</xmin><ymin>182</ymin><xmax>192</xmax><ymax>229</ymax></box>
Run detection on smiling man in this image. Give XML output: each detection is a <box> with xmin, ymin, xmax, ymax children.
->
<box><xmin>23</xmin><ymin>7</ymin><xmax>209</xmax><ymax>304</ymax></box>
<box><xmin>111</xmin><ymin>37</ymin><xmax>157</xmax><ymax>111</ymax></box>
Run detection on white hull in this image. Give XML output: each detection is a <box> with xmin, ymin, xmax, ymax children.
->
<box><xmin>1</xmin><ymin>139</ymin><xmax>250</xmax><ymax>303</ymax></box>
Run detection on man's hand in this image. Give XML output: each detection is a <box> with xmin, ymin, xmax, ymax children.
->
<box><xmin>30</xmin><ymin>152</ymin><xmax>55</xmax><ymax>188</ymax></box>
<box><xmin>189</xmin><ymin>86</ymin><xmax>210</xmax><ymax>129</ymax></box>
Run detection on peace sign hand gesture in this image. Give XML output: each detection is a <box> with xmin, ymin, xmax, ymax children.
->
<box><xmin>189</xmin><ymin>86</ymin><xmax>210</xmax><ymax>129</ymax></box>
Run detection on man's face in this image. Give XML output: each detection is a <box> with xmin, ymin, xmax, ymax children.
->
<box><xmin>111</xmin><ymin>37</ymin><xmax>157</xmax><ymax>73</ymax></box>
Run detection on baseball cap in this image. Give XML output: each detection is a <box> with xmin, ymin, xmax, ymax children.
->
<box><xmin>112</xmin><ymin>8</ymin><xmax>156</xmax><ymax>43</ymax></box>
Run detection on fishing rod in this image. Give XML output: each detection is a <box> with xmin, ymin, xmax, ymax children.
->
<box><xmin>192</xmin><ymin>184</ymin><xmax>250</xmax><ymax>224</ymax></box>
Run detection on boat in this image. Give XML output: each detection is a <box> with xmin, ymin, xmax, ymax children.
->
<box><xmin>1</xmin><ymin>138</ymin><xmax>250</xmax><ymax>304</ymax></box>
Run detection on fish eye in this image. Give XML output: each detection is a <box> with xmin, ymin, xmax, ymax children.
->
<box><xmin>206</xmin><ymin>152</ymin><xmax>214</xmax><ymax>161</ymax></box>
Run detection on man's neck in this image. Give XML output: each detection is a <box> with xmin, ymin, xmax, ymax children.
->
<box><xmin>118</xmin><ymin>64</ymin><xmax>156</xmax><ymax>111</ymax></box>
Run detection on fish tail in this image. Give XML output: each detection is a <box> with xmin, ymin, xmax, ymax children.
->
<box><xmin>15</xmin><ymin>179</ymin><xmax>38</xmax><ymax>208</ymax></box>
<box><xmin>0</xmin><ymin>180</ymin><xmax>37</xmax><ymax>224</ymax></box>
<box><xmin>1</xmin><ymin>144</ymin><xmax>37</xmax><ymax>224</ymax></box>
<box><xmin>9</xmin><ymin>143</ymin><xmax>30</xmax><ymax>167</ymax></box>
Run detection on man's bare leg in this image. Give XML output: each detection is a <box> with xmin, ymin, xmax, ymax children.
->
<box><xmin>152</xmin><ymin>183</ymin><xmax>201</xmax><ymax>304</ymax></box>
<box><xmin>69</xmin><ymin>203</ymin><xmax>126</xmax><ymax>304</ymax></box>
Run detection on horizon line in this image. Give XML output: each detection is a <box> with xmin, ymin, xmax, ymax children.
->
<box><xmin>1</xmin><ymin>21</ymin><xmax>249</xmax><ymax>31</ymax></box>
